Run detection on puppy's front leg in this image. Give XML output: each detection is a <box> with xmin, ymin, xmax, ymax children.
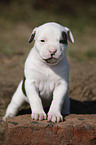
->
<box><xmin>25</xmin><ymin>80</ymin><xmax>46</xmax><ymax>121</ymax></box>
<box><xmin>48</xmin><ymin>81</ymin><xmax>68</xmax><ymax>122</ymax></box>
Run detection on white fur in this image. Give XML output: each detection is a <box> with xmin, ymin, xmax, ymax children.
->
<box><xmin>3</xmin><ymin>22</ymin><xmax>74</xmax><ymax>122</ymax></box>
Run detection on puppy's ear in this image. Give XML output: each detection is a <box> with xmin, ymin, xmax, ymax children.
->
<box><xmin>28</xmin><ymin>27</ymin><xmax>37</xmax><ymax>43</ymax></box>
<box><xmin>64</xmin><ymin>27</ymin><xmax>74</xmax><ymax>43</ymax></box>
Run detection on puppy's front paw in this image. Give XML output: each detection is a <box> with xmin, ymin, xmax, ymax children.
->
<box><xmin>48</xmin><ymin>111</ymin><xmax>63</xmax><ymax>123</ymax></box>
<box><xmin>3</xmin><ymin>116</ymin><xmax>8</xmax><ymax>122</ymax></box>
<box><xmin>31</xmin><ymin>112</ymin><xmax>46</xmax><ymax>121</ymax></box>
<box><xmin>3</xmin><ymin>113</ymin><xmax>16</xmax><ymax>122</ymax></box>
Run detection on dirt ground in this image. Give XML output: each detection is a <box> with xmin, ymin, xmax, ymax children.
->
<box><xmin>0</xmin><ymin>54</ymin><xmax>96</xmax><ymax>144</ymax></box>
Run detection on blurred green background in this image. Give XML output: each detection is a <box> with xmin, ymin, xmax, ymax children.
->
<box><xmin>0</xmin><ymin>0</ymin><xmax>96</xmax><ymax>62</ymax></box>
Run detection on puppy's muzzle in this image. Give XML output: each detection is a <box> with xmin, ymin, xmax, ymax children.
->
<box><xmin>43</xmin><ymin>49</ymin><xmax>58</xmax><ymax>64</ymax></box>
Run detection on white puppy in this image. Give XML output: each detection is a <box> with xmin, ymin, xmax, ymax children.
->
<box><xmin>3</xmin><ymin>22</ymin><xmax>74</xmax><ymax>122</ymax></box>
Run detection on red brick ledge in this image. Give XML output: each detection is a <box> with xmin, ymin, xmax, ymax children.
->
<box><xmin>5</xmin><ymin>114</ymin><xmax>96</xmax><ymax>145</ymax></box>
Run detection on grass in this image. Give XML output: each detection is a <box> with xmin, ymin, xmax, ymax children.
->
<box><xmin>0</xmin><ymin>1</ymin><xmax>96</xmax><ymax>62</ymax></box>
<box><xmin>0</xmin><ymin>42</ymin><xmax>14</xmax><ymax>56</ymax></box>
<box><xmin>85</xmin><ymin>48</ymin><xmax>96</xmax><ymax>61</ymax></box>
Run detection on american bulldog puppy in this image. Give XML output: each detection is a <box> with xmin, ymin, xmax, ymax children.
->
<box><xmin>3</xmin><ymin>22</ymin><xmax>74</xmax><ymax>122</ymax></box>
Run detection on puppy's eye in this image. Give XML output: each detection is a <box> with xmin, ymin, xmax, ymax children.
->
<box><xmin>59</xmin><ymin>40</ymin><xmax>67</xmax><ymax>44</ymax></box>
<box><xmin>40</xmin><ymin>40</ymin><xmax>45</xmax><ymax>42</ymax></box>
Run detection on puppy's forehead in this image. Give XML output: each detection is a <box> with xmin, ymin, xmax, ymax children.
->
<box><xmin>36</xmin><ymin>23</ymin><xmax>63</xmax><ymax>38</ymax></box>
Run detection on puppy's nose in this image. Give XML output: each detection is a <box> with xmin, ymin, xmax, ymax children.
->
<box><xmin>49</xmin><ymin>49</ymin><xmax>57</xmax><ymax>55</ymax></box>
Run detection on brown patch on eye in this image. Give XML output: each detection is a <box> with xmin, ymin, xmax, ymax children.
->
<box><xmin>60</xmin><ymin>31</ymin><xmax>67</xmax><ymax>44</ymax></box>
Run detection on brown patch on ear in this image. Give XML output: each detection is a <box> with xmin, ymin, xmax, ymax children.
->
<box><xmin>61</xmin><ymin>31</ymin><xmax>68</xmax><ymax>44</ymax></box>
<box><xmin>28</xmin><ymin>33</ymin><xmax>35</xmax><ymax>43</ymax></box>
<box><xmin>28</xmin><ymin>27</ymin><xmax>37</xmax><ymax>44</ymax></box>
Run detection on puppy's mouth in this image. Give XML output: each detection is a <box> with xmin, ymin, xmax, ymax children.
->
<box><xmin>43</xmin><ymin>57</ymin><xmax>58</xmax><ymax>64</ymax></box>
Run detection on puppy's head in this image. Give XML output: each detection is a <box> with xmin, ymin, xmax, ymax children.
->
<box><xmin>29</xmin><ymin>22</ymin><xmax>74</xmax><ymax>65</ymax></box>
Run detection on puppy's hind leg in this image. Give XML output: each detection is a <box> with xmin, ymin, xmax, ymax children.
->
<box><xmin>3</xmin><ymin>81</ymin><xmax>27</xmax><ymax>121</ymax></box>
<box><xmin>61</xmin><ymin>93</ymin><xmax>70</xmax><ymax>115</ymax></box>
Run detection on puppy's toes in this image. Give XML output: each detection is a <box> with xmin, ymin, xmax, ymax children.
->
<box><xmin>51</xmin><ymin>116</ymin><xmax>57</xmax><ymax>122</ymax></box>
<box><xmin>31</xmin><ymin>113</ymin><xmax>39</xmax><ymax>120</ymax></box>
<box><xmin>57</xmin><ymin>115</ymin><xmax>63</xmax><ymax>122</ymax></box>
<box><xmin>48</xmin><ymin>112</ymin><xmax>63</xmax><ymax>123</ymax></box>
<box><xmin>3</xmin><ymin>116</ymin><xmax>7</xmax><ymax>122</ymax></box>
<box><xmin>31</xmin><ymin>112</ymin><xmax>46</xmax><ymax>121</ymax></box>
<box><xmin>3</xmin><ymin>113</ymin><xmax>16</xmax><ymax>122</ymax></box>
<box><xmin>39</xmin><ymin>113</ymin><xmax>46</xmax><ymax>120</ymax></box>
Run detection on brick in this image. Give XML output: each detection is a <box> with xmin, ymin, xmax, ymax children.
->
<box><xmin>5</xmin><ymin>114</ymin><xmax>96</xmax><ymax>145</ymax></box>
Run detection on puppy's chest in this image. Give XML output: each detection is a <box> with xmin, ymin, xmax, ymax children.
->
<box><xmin>37</xmin><ymin>78</ymin><xmax>55</xmax><ymax>99</ymax></box>
<box><xmin>32</xmin><ymin>67</ymin><xmax>58</xmax><ymax>98</ymax></box>
<box><xmin>31</xmin><ymin>64</ymin><xmax>64</xmax><ymax>98</ymax></box>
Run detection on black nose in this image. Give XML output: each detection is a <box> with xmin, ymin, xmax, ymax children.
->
<box><xmin>49</xmin><ymin>50</ymin><xmax>57</xmax><ymax>56</ymax></box>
